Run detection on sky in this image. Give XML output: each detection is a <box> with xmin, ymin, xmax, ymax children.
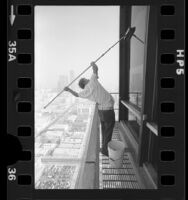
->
<box><xmin>35</xmin><ymin>6</ymin><xmax>120</xmax><ymax>92</ymax></box>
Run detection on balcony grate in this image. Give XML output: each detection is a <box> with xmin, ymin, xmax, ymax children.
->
<box><xmin>103</xmin><ymin>174</ymin><xmax>137</xmax><ymax>181</ymax></box>
<box><xmin>99</xmin><ymin>122</ymin><xmax>144</xmax><ymax>189</ymax></box>
<box><xmin>102</xmin><ymin>168</ymin><xmax>135</xmax><ymax>175</ymax></box>
<box><xmin>103</xmin><ymin>181</ymin><xmax>140</xmax><ymax>189</ymax></box>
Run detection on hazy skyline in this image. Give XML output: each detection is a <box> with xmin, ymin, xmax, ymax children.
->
<box><xmin>35</xmin><ymin>6</ymin><xmax>120</xmax><ymax>93</ymax></box>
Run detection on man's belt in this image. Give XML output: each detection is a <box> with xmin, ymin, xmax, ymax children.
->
<box><xmin>98</xmin><ymin>106</ymin><xmax>114</xmax><ymax>111</ymax></box>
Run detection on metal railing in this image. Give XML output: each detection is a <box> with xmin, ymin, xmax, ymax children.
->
<box><xmin>146</xmin><ymin>122</ymin><xmax>158</xmax><ymax>136</ymax></box>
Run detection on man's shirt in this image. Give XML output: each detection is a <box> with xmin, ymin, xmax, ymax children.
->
<box><xmin>78</xmin><ymin>74</ymin><xmax>114</xmax><ymax>110</ymax></box>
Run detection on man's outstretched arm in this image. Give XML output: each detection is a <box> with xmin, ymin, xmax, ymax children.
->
<box><xmin>64</xmin><ymin>87</ymin><xmax>79</xmax><ymax>97</ymax></box>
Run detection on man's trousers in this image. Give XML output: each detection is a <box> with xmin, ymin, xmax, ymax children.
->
<box><xmin>98</xmin><ymin>109</ymin><xmax>115</xmax><ymax>156</ymax></box>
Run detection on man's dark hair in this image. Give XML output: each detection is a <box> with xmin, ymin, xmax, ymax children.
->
<box><xmin>78</xmin><ymin>78</ymin><xmax>86</xmax><ymax>89</ymax></box>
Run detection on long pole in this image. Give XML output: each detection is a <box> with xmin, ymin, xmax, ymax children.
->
<box><xmin>43</xmin><ymin>27</ymin><xmax>135</xmax><ymax>109</ymax></box>
<box><xmin>133</xmin><ymin>34</ymin><xmax>145</xmax><ymax>44</ymax></box>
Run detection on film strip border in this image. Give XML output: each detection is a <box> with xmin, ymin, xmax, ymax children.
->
<box><xmin>6</xmin><ymin>1</ymin><xmax>185</xmax><ymax>200</ymax></box>
<box><xmin>158</xmin><ymin>2</ymin><xmax>185</xmax><ymax>200</ymax></box>
<box><xmin>7</xmin><ymin>1</ymin><xmax>34</xmax><ymax>200</ymax></box>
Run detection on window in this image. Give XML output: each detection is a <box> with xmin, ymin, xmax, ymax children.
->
<box><xmin>128</xmin><ymin>6</ymin><xmax>149</xmax><ymax>139</ymax></box>
<box><xmin>129</xmin><ymin>6</ymin><xmax>149</xmax><ymax>108</ymax></box>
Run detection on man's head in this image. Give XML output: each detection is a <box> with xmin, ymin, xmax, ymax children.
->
<box><xmin>78</xmin><ymin>78</ymin><xmax>89</xmax><ymax>89</ymax></box>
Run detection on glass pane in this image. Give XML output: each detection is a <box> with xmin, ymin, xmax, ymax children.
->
<box><xmin>129</xmin><ymin>6</ymin><xmax>149</xmax><ymax>107</ymax></box>
<box><xmin>128</xmin><ymin>6</ymin><xmax>149</xmax><ymax>140</ymax></box>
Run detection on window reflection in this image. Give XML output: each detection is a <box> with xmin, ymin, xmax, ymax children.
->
<box><xmin>128</xmin><ymin>6</ymin><xmax>149</xmax><ymax>140</ymax></box>
<box><xmin>129</xmin><ymin>6</ymin><xmax>149</xmax><ymax>107</ymax></box>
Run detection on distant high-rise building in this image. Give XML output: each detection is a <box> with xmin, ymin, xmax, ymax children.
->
<box><xmin>69</xmin><ymin>70</ymin><xmax>75</xmax><ymax>90</ymax></box>
<box><xmin>69</xmin><ymin>70</ymin><xmax>76</xmax><ymax>104</ymax></box>
<box><xmin>57</xmin><ymin>75</ymin><xmax>68</xmax><ymax>92</ymax></box>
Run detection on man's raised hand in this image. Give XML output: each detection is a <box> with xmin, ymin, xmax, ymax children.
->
<box><xmin>90</xmin><ymin>62</ymin><xmax>98</xmax><ymax>73</ymax></box>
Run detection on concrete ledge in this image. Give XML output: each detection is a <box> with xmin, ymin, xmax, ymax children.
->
<box><xmin>77</xmin><ymin>106</ymin><xmax>100</xmax><ymax>189</ymax></box>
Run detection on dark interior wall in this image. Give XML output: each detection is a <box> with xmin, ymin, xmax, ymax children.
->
<box><xmin>138</xmin><ymin>6</ymin><xmax>158</xmax><ymax>165</ymax></box>
<box><xmin>119</xmin><ymin>6</ymin><xmax>131</xmax><ymax>121</ymax></box>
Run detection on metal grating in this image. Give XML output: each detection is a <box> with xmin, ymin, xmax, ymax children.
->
<box><xmin>99</xmin><ymin>122</ymin><xmax>145</xmax><ymax>189</ymax></box>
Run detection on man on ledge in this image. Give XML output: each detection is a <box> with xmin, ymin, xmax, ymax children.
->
<box><xmin>64</xmin><ymin>62</ymin><xmax>115</xmax><ymax>157</ymax></box>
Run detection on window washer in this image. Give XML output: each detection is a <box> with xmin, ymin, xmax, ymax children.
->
<box><xmin>64</xmin><ymin>62</ymin><xmax>115</xmax><ymax>157</ymax></box>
